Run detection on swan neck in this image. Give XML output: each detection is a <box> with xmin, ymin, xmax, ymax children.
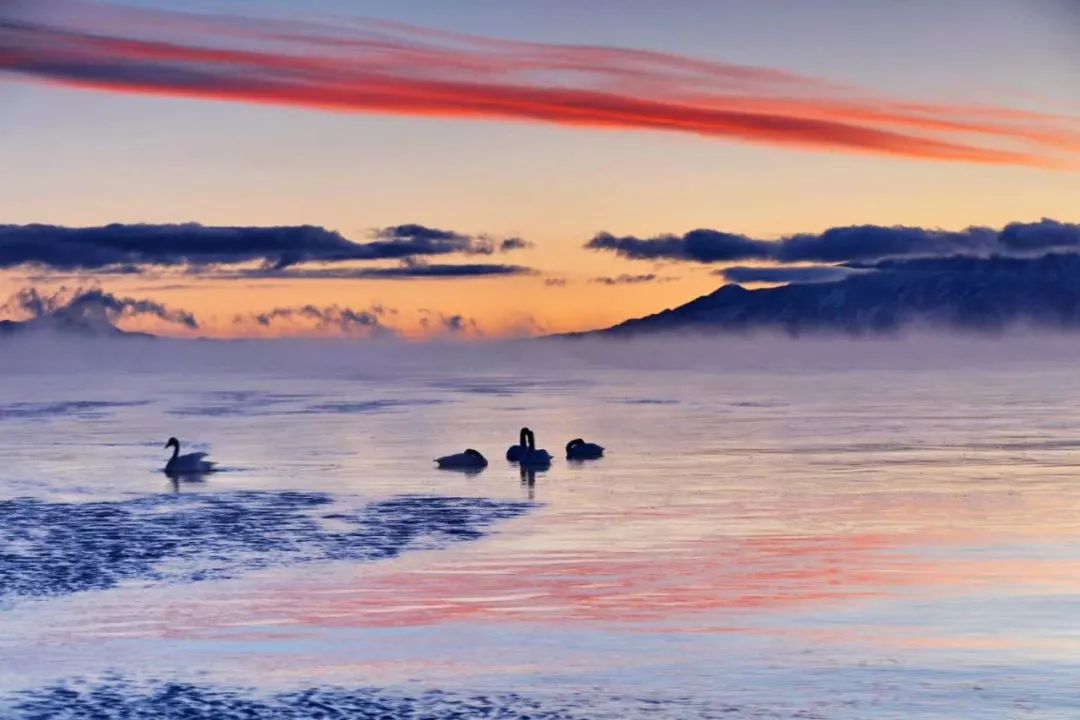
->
<box><xmin>171</xmin><ymin>443</ymin><xmax>179</xmax><ymax>461</ymax></box>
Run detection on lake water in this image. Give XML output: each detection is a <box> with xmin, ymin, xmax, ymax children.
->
<box><xmin>2</xmin><ymin>337</ymin><xmax>1080</xmax><ymax>719</ymax></box>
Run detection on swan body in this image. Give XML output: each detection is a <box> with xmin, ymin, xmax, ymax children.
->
<box><xmin>519</xmin><ymin>447</ymin><xmax>553</xmax><ymax>466</ymax></box>
<box><xmin>164</xmin><ymin>437</ymin><xmax>215</xmax><ymax>475</ymax></box>
<box><xmin>566</xmin><ymin>438</ymin><xmax>604</xmax><ymax>460</ymax></box>
<box><xmin>435</xmin><ymin>448</ymin><xmax>488</xmax><ymax>469</ymax></box>
<box><xmin>508</xmin><ymin>427</ymin><xmax>551</xmax><ymax>466</ymax></box>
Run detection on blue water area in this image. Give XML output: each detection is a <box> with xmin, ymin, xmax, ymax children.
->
<box><xmin>429</xmin><ymin>376</ymin><xmax>593</xmax><ymax>397</ymax></box>
<box><xmin>4</xmin><ymin>680</ymin><xmax>584</xmax><ymax>720</ymax></box>
<box><xmin>1</xmin><ymin>678</ymin><xmax>757</xmax><ymax>720</ymax></box>
<box><xmin>5</xmin><ymin>352</ymin><xmax>1080</xmax><ymax>718</ymax></box>
<box><xmin>297</xmin><ymin>399</ymin><xmax>445</xmax><ymax>414</ymax></box>
<box><xmin>0</xmin><ymin>401</ymin><xmax>151</xmax><ymax>422</ymax></box>
<box><xmin>0</xmin><ymin>492</ymin><xmax>531</xmax><ymax>603</ymax></box>
<box><xmin>606</xmin><ymin>397</ymin><xmax>678</xmax><ymax>405</ymax></box>
<box><xmin>167</xmin><ymin>391</ymin><xmax>317</xmax><ymax>417</ymax></box>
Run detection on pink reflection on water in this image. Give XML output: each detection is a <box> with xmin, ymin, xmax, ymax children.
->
<box><xmin>21</xmin><ymin>529</ymin><xmax>1080</xmax><ymax>650</ymax></box>
<box><xmin>20</xmin><ymin>531</ymin><xmax>917</xmax><ymax>643</ymax></box>
<box><xmin>277</xmin><ymin>534</ymin><xmax>906</xmax><ymax>627</ymax></box>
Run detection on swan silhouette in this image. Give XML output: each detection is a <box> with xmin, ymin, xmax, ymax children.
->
<box><xmin>566</xmin><ymin>438</ymin><xmax>604</xmax><ymax>460</ymax></box>
<box><xmin>506</xmin><ymin>427</ymin><xmax>531</xmax><ymax>461</ymax></box>
<box><xmin>164</xmin><ymin>437</ymin><xmax>216</xmax><ymax>475</ymax></box>
<box><xmin>508</xmin><ymin>427</ymin><xmax>552</xmax><ymax>467</ymax></box>
<box><xmin>435</xmin><ymin>448</ymin><xmax>489</xmax><ymax>470</ymax></box>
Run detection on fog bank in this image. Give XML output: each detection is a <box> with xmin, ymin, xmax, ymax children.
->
<box><xmin>4</xmin><ymin>330</ymin><xmax>1080</xmax><ymax>377</ymax></box>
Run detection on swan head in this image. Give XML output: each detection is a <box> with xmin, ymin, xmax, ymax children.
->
<box><xmin>464</xmin><ymin>448</ymin><xmax>483</xmax><ymax>459</ymax></box>
<box><xmin>518</xmin><ymin>427</ymin><xmax>531</xmax><ymax>447</ymax></box>
<box><xmin>165</xmin><ymin>437</ymin><xmax>179</xmax><ymax>450</ymax></box>
<box><xmin>566</xmin><ymin>438</ymin><xmax>584</xmax><ymax>453</ymax></box>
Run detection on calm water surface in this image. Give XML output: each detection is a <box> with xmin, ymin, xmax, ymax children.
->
<box><xmin>2</xmin><ymin>343</ymin><xmax>1079</xmax><ymax>718</ymax></box>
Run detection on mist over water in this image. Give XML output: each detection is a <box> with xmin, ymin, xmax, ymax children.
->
<box><xmin>5</xmin><ymin>328</ymin><xmax>1080</xmax><ymax>375</ymax></box>
<box><xmin>2</xmin><ymin>333</ymin><xmax>1080</xmax><ymax>718</ymax></box>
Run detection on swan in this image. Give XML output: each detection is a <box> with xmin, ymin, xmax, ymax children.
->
<box><xmin>566</xmin><ymin>438</ymin><xmax>604</xmax><ymax>460</ymax></box>
<box><xmin>506</xmin><ymin>427</ymin><xmax>531</xmax><ymax>462</ymax></box>
<box><xmin>513</xmin><ymin>428</ymin><xmax>552</xmax><ymax>467</ymax></box>
<box><xmin>435</xmin><ymin>448</ymin><xmax>488</xmax><ymax>470</ymax></box>
<box><xmin>164</xmin><ymin>437</ymin><xmax>215</xmax><ymax>475</ymax></box>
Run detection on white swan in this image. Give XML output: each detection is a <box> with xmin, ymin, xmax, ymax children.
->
<box><xmin>508</xmin><ymin>428</ymin><xmax>551</xmax><ymax>467</ymax></box>
<box><xmin>566</xmin><ymin>438</ymin><xmax>604</xmax><ymax>460</ymax></box>
<box><xmin>164</xmin><ymin>437</ymin><xmax>216</xmax><ymax>475</ymax></box>
<box><xmin>435</xmin><ymin>448</ymin><xmax>488</xmax><ymax>470</ymax></box>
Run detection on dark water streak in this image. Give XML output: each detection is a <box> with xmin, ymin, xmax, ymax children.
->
<box><xmin>3</xmin><ymin>678</ymin><xmax>741</xmax><ymax>720</ymax></box>
<box><xmin>0</xmin><ymin>492</ymin><xmax>531</xmax><ymax>603</ymax></box>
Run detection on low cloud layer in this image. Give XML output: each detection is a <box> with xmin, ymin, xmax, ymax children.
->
<box><xmin>237</xmin><ymin>304</ymin><xmax>395</xmax><ymax>338</ymax></box>
<box><xmin>499</xmin><ymin>238</ymin><xmax>534</xmax><ymax>252</ymax></box>
<box><xmin>591</xmin><ymin>274</ymin><xmax>661</xmax><ymax>285</ymax></box>
<box><xmin>587</xmin><ymin>219</ymin><xmax>1080</xmax><ymax>267</ymax></box>
<box><xmin>717</xmin><ymin>266</ymin><xmax>864</xmax><ymax>285</ymax></box>
<box><xmin>419</xmin><ymin>310</ymin><xmax>481</xmax><ymax>336</ymax></box>
<box><xmin>228</xmin><ymin>303</ymin><xmax>484</xmax><ymax>338</ymax></box>
<box><xmin>0</xmin><ymin>222</ymin><xmax>529</xmax><ymax>275</ymax></box>
<box><xmin>2</xmin><ymin>287</ymin><xmax>198</xmax><ymax>331</ymax></box>
<box><xmin>1</xmin><ymin>1</ymin><xmax>1076</xmax><ymax>167</ymax></box>
<box><xmin>0</xmin><ymin>286</ymin><xmax>489</xmax><ymax>339</ymax></box>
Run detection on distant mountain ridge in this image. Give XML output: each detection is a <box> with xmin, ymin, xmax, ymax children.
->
<box><xmin>582</xmin><ymin>253</ymin><xmax>1080</xmax><ymax>337</ymax></box>
<box><xmin>0</xmin><ymin>314</ymin><xmax>151</xmax><ymax>338</ymax></box>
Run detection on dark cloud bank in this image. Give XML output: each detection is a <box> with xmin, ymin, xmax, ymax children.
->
<box><xmin>587</xmin><ymin>219</ymin><xmax>1080</xmax><ymax>265</ymax></box>
<box><xmin>0</xmin><ymin>222</ymin><xmax>531</xmax><ymax>277</ymax></box>
<box><xmin>254</xmin><ymin>263</ymin><xmax>528</xmax><ymax>280</ymax></box>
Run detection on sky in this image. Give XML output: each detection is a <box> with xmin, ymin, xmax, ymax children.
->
<box><xmin>0</xmin><ymin>0</ymin><xmax>1078</xmax><ymax>338</ymax></box>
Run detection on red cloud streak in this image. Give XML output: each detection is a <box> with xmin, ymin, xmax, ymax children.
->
<box><xmin>1</xmin><ymin>1</ymin><xmax>1077</xmax><ymax>168</ymax></box>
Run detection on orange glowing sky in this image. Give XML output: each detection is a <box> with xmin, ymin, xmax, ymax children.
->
<box><xmin>1</xmin><ymin>0</ymin><xmax>1078</xmax><ymax>337</ymax></box>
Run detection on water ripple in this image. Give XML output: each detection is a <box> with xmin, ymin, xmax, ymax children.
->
<box><xmin>0</xmin><ymin>679</ymin><xmax>755</xmax><ymax>720</ymax></box>
<box><xmin>0</xmin><ymin>401</ymin><xmax>150</xmax><ymax>422</ymax></box>
<box><xmin>0</xmin><ymin>492</ymin><xmax>531</xmax><ymax>604</ymax></box>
